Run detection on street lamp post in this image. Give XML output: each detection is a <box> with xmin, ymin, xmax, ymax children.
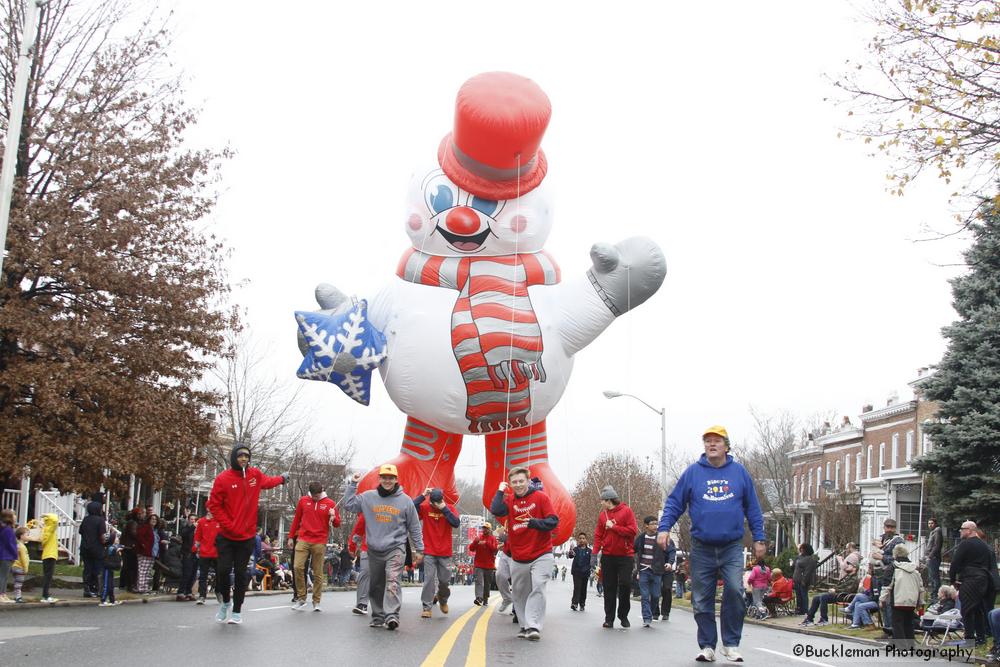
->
<box><xmin>603</xmin><ymin>390</ymin><xmax>666</xmax><ymax>501</ymax></box>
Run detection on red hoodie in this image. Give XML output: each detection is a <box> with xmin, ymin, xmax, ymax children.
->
<box><xmin>417</xmin><ymin>499</ymin><xmax>459</xmax><ymax>557</ymax></box>
<box><xmin>492</xmin><ymin>488</ymin><xmax>557</xmax><ymax>563</ymax></box>
<box><xmin>208</xmin><ymin>465</ymin><xmax>284</xmax><ymax>541</ymax></box>
<box><xmin>289</xmin><ymin>494</ymin><xmax>340</xmax><ymax>544</ymax></box>
<box><xmin>469</xmin><ymin>533</ymin><xmax>499</xmax><ymax>569</ymax></box>
<box><xmin>194</xmin><ymin>517</ymin><xmax>220</xmax><ymax>558</ymax></box>
<box><xmin>593</xmin><ymin>502</ymin><xmax>638</xmax><ymax>557</ymax></box>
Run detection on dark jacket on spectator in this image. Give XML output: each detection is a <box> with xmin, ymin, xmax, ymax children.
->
<box><xmin>78</xmin><ymin>501</ymin><xmax>106</xmax><ymax>559</ymax></box>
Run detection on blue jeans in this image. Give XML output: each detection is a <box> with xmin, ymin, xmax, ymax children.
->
<box><xmin>638</xmin><ymin>569</ymin><xmax>662</xmax><ymax>623</ymax></box>
<box><xmin>675</xmin><ymin>577</ymin><xmax>686</xmax><ymax>598</ymax></box>
<box><xmin>988</xmin><ymin>607</ymin><xmax>1000</xmax><ymax>645</ymax></box>
<box><xmin>690</xmin><ymin>538</ymin><xmax>745</xmax><ymax>650</ymax></box>
<box><xmin>847</xmin><ymin>593</ymin><xmax>877</xmax><ymax>626</ymax></box>
<box><xmin>794</xmin><ymin>582</ymin><xmax>809</xmax><ymax>614</ymax></box>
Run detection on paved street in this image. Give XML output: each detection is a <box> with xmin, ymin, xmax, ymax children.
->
<box><xmin>0</xmin><ymin>577</ymin><xmax>967</xmax><ymax>666</ymax></box>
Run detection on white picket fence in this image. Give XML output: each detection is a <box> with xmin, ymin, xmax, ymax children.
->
<box><xmin>1</xmin><ymin>488</ymin><xmax>20</xmax><ymax>515</ymax></box>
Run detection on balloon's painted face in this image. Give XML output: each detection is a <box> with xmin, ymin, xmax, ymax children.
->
<box><xmin>406</xmin><ymin>167</ymin><xmax>552</xmax><ymax>257</ymax></box>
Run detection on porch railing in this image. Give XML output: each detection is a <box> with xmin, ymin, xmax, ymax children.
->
<box><xmin>35</xmin><ymin>490</ymin><xmax>80</xmax><ymax>564</ymax></box>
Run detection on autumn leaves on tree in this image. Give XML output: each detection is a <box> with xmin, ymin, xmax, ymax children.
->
<box><xmin>0</xmin><ymin>1</ymin><xmax>232</xmax><ymax>492</ymax></box>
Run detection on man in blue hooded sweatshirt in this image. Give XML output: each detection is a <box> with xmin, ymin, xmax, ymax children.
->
<box><xmin>657</xmin><ymin>426</ymin><xmax>766</xmax><ymax>663</ymax></box>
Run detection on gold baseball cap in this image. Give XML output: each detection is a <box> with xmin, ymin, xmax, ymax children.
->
<box><xmin>703</xmin><ymin>425</ymin><xmax>729</xmax><ymax>440</ymax></box>
<box><xmin>378</xmin><ymin>464</ymin><xmax>399</xmax><ymax>477</ymax></box>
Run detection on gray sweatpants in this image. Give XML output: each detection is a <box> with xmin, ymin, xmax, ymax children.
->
<box><xmin>421</xmin><ymin>555</ymin><xmax>451</xmax><ymax>610</ymax></box>
<box><xmin>474</xmin><ymin>567</ymin><xmax>495</xmax><ymax>601</ymax></box>
<box><xmin>496</xmin><ymin>551</ymin><xmax>513</xmax><ymax>605</ymax></box>
<box><xmin>356</xmin><ymin>552</ymin><xmax>369</xmax><ymax>607</ymax></box>
<box><xmin>368</xmin><ymin>545</ymin><xmax>405</xmax><ymax>622</ymax></box>
<box><xmin>511</xmin><ymin>553</ymin><xmax>553</xmax><ymax>631</ymax></box>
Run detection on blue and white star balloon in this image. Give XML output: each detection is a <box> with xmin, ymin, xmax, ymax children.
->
<box><xmin>294</xmin><ymin>299</ymin><xmax>387</xmax><ymax>405</ymax></box>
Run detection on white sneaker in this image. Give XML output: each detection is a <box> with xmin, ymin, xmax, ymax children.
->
<box><xmin>312</xmin><ymin>602</ymin><xmax>321</xmax><ymax>612</ymax></box>
<box><xmin>291</xmin><ymin>600</ymin><xmax>307</xmax><ymax>611</ymax></box>
<box><xmin>720</xmin><ymin>647</ymin><xmax>743</xmax><ymax>662</ymax></box>
<box><xmin>42</xmin><ymin>597</ymin><xmax>59</xmax><ymax>604</ymax></box>
<box><xmin>696</xmin><ymin>648</ymin><xmax>716</xmax><ymax>662</ymax></box>
<box><xmin>498</xmin><ymin>600</ymin><xmax>512</xmax><ymax>614</ymax></box>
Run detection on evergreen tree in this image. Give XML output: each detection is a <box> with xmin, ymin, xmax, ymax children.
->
<box><xmin>912</xmin><ymin>198</ymin><xmax>1000</xmax><ymax>529</ymax></box>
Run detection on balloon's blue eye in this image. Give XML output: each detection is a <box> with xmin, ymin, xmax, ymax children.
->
<box><xmin>428</xmin><ymin>185</ymin><xmax>454</xmax><ymax>215</ymax></box>
<box><xmin>470</xmin><ymin>196</ymin><xmax>498</xmax><ymax>217</ymax></box>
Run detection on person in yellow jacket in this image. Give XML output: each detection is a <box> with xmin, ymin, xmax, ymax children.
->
<box><xmin>40</xmin><ymin>514</ymin><xmax>59</xmax><ymax>603</ymax></box>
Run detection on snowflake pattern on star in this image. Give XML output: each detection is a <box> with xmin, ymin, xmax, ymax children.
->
<box><xmin>294</xmin><ymin>300</ymin><xmax>388</xmax><ymax>405</ymax></box>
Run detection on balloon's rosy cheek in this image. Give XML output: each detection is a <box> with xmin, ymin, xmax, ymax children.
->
<box><xmin>408</xmin><ymin>214</ymin><xmax>423</xmax><ymax>232</ymax></box>
<box><xmin>510</xmin><ymin>215</ymin><xmax>527</xmax><ymax>234</ymax></box>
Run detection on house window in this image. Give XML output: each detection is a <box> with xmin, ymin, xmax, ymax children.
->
<box><xmin>897</xmin><ymin>502</ymin><xmax>926</xmax><ymax>538</ymax></box>
<box><xmin>793</xmin><ymin>476</ymin><xmax>798</xmax><ymax>503</ymax></box>
<box><xmin>892</xmin><ymin>433</ymin><xmax>899</xmax><ymax>469</ymax></box>
<box><xmin>879</xmin><ymin>443</ymin><xmax>885</xmax><ymax>475</ymax></box>
<box><xmin>835</xmin><ymin>460</ymin><xmax>841</xmax><ymax>490</ymax></box>
<box><xmin>866</xmin><ymin>446</ymin><xmax>873</xmax><ymax>478</ymax></box>
<box><xmin>845</xmin><ymin>454</ymin><xmax>851</xmax><ymax>487</ymax></box>
<box><xmin>825</xmin><ymin>462</ymin><xmax>831</xmax><ymax>488</ymax></box>
<box><xmin>923</xmin><ymin>432</ymin><xmax>931</xmax><ymax>453</ymax></box>
<box><xmin>807</xmin><ymin>469</ymin><xmax>812</xmax><ymax>500</ymax></box>
<box><xmin>816</xmin><ymin>466</ymin><xmax>822</xmax><ymax>496</ymax></box>
<box><xmin>905</xmin><ymin>430</ymin><xmax>914</xmax><ymax>463</ymax></box>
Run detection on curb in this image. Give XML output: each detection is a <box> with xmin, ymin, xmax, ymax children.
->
<box><xmin>0</xmin><ymin>586</ymin><xmax>351</xmax><ymax>612</ymax></box>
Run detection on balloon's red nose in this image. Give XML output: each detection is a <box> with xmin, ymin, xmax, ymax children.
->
<box><xmin>445</xmin><ymin>206</ymin><xmax>480</xmax><ymax>235</ymax></box>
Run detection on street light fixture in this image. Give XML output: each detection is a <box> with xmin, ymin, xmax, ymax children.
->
<box><xmin>603</xmin><ymin>390</ymin><xmax>667</xmax><ymax>500</ymax></box>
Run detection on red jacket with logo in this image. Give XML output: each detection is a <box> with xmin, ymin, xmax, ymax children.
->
<box><xmin>289</xmin><ymin>494</ymin><xmax>340</xmax><ymax>544</ymax></box>
<box><xmin>208</xmin><ymin>467</ymin><xmax>284</xmax><ymax>541</ymax></box>
<box><xmin>593</xmin><ymin>502</ymin><xmax>638</xmax><ymax>557</ymax></box>
<box><xmin>490</xmin><ymin>488</ymin><xmax>558</xmax><ymax>563</ymax></box>
<box><xmin>469</xmin><ymin>533</ymin><xmax>499</xmax><ymax>569</ymax></box>
<box><xmin>194</xmin><ymin>517</ymin><xmax>220</xmax><ymax>558</ymax></box>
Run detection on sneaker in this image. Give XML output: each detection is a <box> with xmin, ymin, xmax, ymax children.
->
<box><xmin>815</xmin><ymin>620</ymin><xmax>828</xmax><ymax>627</ymax></box>
<box><xmin>571</xmin><ymin>604</ymin><xmax>578</xmax><ymax>611</ymax></box>
<box><xmin>696</xmin><ymin>648</ymin><xmax>716</xmax><ymax>662</ymax></box>
<box><xmin>312</xmin><ymin>602</ymin><xmax>321</xmax><ymax>612</ymax></box>
<box><xmin>15</xmin><ymin>597</ymin><xmax>24</xmax><ymax>604</ymax></box>
<box><xmin>643</xmin><ymin>622</ymin><xmax>651</xmax><ymax>628</ymax></box>
<box><xmin>662</xmin><ymin>614</ymin><xmax>669</xmax><ymax>620</ymax></box>
<box><xmin>439</xmin><ymin>600</ymin><xmax>449</xmax><ymax>614</ymax></box>
<box><xmin>603</xmin><ymin>621</ymin><xmax>613</xmax><ymax>628</ymax></box>
<box><xmin>848</xmin><ymin>624</ymin><xmax>861</xmax><ymax>629</ymax></box>
<box><xmin>369</xmin><ymin>618</ymin><xmax>385</xmax><ymax>628</ymax></box>
<box><xmin>42</xmin><ymin>597</ymin><xmax>58</xmax><ymax>604</ymax></box>
<box><xmin>517</xmin><ymin>628</ymin><xmax>528</xmax><ymax>639</ymax></box>
<box><xmin>228</xmin><ymin>612</ymin><xmax>242</xmax><ymax>625</ymax></box>
<box><xmin>524</xmin><ymin>628</ymin><xmax>540</xmax><ymax>641</ymax></box>
<box><xmin>421</xmin><ymin>608</ymin><xmax>432</xmax><ymax>618</ymax></box>
<box><xmin>651</xmin><ymin>614</ymin><xmax>660</xmax><ymax>621</ymax></box>
<box><xmin>498</xmin><ymin>600</ymin><xmax>511</xmax><ymax>614</ymax></box>
<box><xmin>620</xmin><ymin>618</ymin><xmax>631</xmax><ymax>628</ymax></box>
<box><xmin>386</xmin><ymin>618</ymin><xmax>399</xmax><ymax>631</ymax></box>
<box><xmin>799</xmin><ymin>619</ymin><xmax>813</xmax><ymax>627</ymax></box>
<box><xmin>98</xmin><ymin>601</ymin><xmax>114</xmax><ymax>607</ymax></box>
<box><xmin>291</xmin><ymin>600</ymin><xmax>307</xmax><ymax>611</ymax></box>
<box><xmin>720</xmin><ymin>647</ymin><xmax>743</xmax><ymax>662</ymax></box>
<box><xmin>113</xmin><ymin>601</ymin><xmax>122</xmax><ymax>605</ymax></box>
<box><xmin>473</xmin><ymin>597</ymin><xmax>483</xmax><ymax>606</ymax></box>
<box><xmin>215</xmin><ymin>602</ymin><xmax>231</xmax><ymax>622</ymax></box>
<box><xmin>196</xmin><ymin>597</ymin><xmax>206</xmax><ymax>605</ymax></box>
<box><xmin>352</xmin><ymin>604</ymin><xmax>367</xmax><ymax>615</ymax></box>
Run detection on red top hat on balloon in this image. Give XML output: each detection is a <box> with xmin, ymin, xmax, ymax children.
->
<box><xmin>438</xmin><ymin>72</ymin><xmax>551</xmax><ymax>201</ymax></box>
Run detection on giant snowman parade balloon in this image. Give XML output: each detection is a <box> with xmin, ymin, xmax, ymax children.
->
<box><xmin>295</xmin><ymin>72</ymin><xmax>666</xmax><ymax>543</ymax></box>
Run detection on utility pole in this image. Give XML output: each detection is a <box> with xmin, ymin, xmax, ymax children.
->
<box><xmin>0</xmin><ymin>0</ymin><xmax>44</xmax><ymax>275</ymax></box>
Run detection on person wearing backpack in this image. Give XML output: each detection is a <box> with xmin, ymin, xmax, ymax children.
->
<box><xmin>879</xmin><ymin>543</ymin><xmax>923</xmax><ymax>646</ymax></box>
<box><xmin>100</xmin><ymin>527</ymin><xmax>123</xmax><ymax>606</ymax></box>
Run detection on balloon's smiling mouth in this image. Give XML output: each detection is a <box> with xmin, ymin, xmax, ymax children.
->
<box><xmin>434</xmin><ymin>224</ymin><xmax>493</xmax><ymax>252</ymax></box>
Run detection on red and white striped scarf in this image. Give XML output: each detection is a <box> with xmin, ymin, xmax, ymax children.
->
<box><xmin>397</xmin><ymin>249</ymin><xmax>560</xmax><ymax>433</ymax></box>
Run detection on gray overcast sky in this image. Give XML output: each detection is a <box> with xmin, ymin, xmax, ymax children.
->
<box><xmin>166</xmin><ymin>1</ymin><xmax>966</xmax><ymax>488</ymax></box>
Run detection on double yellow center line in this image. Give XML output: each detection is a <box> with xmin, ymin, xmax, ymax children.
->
<box><xmin>419</xmin><ymin>599</ymin><xmax>498</xmax><ymax>667</ymax></box>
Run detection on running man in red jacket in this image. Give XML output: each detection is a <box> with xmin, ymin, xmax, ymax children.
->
<box><xmin>593</xmin><ymin>485</ymin><xmax>638</xmax><ymax>629</ymax></box>
<box><xmin>470</xmin><ymin>523</ymin><xmax>499</xmax><ymax>606</ymax></box>
<box><xmin>287</xmin><ymin>481</ymin><xmax>340</xmax><ymax>612</ymax></box>
<box><xmin>490</xmin><ymin>466</ymin><xmax>559</xmax><ymax>642</ymax></box>
<box><xmin>207</xmin><ymin>444</ymin><xmax>287</xmax><ymax>625</ymax></box>
<box><xmin>413</xmin><ymin>487</ymin><xmax>459</xmax><ymax>619</ymax></box>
